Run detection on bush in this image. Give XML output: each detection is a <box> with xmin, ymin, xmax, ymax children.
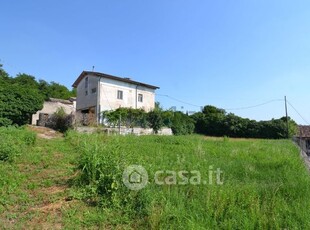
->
<box><xmin>171</xmin><ymin>112</ymin><xmax>195</xmax><ymax>135</ymax></box>
<box><xmin>0</xmin><ymin>127</ymin><xmax>36</xmax><ymax>162</ymax></box>
<box><xmin>147</xmin><ymin>110</ymin><xmax>163</xmax><ymax>134</ymax></box>
<box><xmin>46</xmin><ymin>107</ymin><xmax>73</xmax><ymax>133</ymax></box>
<box><xmin>102</xmin><ymin>108</ymin><xmax>148</xmax><ymax>128</ymax></box>
<box><xmin>0</xmin><ymin>118</ymin><xmax>12</xmax><ymax>126</ymax></box>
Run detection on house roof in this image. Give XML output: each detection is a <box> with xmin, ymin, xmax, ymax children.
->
<box><xmin>72</xmin><ymin>71</ymin><xmax>160</xmax><ymax>89</ymax></box>
<box><xmin>298</xmin><ymin>125</ymin><xmax>310</xmax><ymax>138</ymax></box>
<box><xmin>48</xmin><ymin>98</ymin><xmax>73</xmax><ymax>105</ymax></box>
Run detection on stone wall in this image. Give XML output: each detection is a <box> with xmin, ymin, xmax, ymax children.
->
<box><xmin>75</xmin><ymin>126</ymin><xmax>173</xmax><ymax>136</ymax></box>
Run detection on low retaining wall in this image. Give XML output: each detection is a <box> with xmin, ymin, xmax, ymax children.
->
<box><xmin>75</xmin><ymin>126</ymin><xmax>173</xmax><ymax>136</ymax></box>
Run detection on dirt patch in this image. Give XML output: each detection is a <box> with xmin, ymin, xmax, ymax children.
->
<box><xmin>26</xmin><ymin>199</ymin><xmax>73</xmax><ymax>230</ymax></box>
<box><xmin>30</xmin><ymin>200</ymin><xmax>63</xmax><ymax>213</ymax></box>
<box><xmin>29</xmin><ymin>198</ymin><xmax>73</xmax><ymax>213</ymax></box>
<box><xmin>27</xmin><ymin>125</ymin><xmax>63</xmax><ymax>139</ymax></box>
<box><xmin>40</xmin><ymin>185</ymin><xmax>68</xmax><ymax>195</ymax></box>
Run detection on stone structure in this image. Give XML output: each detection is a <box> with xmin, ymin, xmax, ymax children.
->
<box><xmin>32</xmin><ymin>98</ymin><xmax>76</xmax><ymax>126</ymax></box>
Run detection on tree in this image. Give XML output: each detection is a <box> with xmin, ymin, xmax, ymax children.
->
<box><xmin>192</xmin><ymin>105</ymin><xmax>298</xmax><ymax>139</ymax></box>
<box><xmin>48</xmin><ymin>81</ymin><xmax>73</xmax><ymax>99</ymax></box>
<box><xmin>0</xmin><ymin>80</ymin><xmax>44</xmax><ymax>125</ymax></box>
<box><xmin>147</xmin><ymin>110</ymin><xmax>163</xmax><ymax>134</ymax></box>
<box><xmin>171</xmin><ymin>111</ymin><xmax>195</xmax><ymax>135</ymax></box>
<box><xmin>197</xmin><ymin>105</ymin><xmax>227</xmax><ymax>136</ymax></box>
<box><xmin>0</xmin><ymin>64</ymin><xmax>10</xmax><ymax>82</ymax></box>
<box><xmin>13</xmin><ymin>73</ymin><xmax>39</xmax><ymax>88</ymax></box>
<box><xmin>38</xmin><ymin>79</ymin><xmax>51</xmax><ymax>100</ymax></box>
<box><xmin>38</xmin><ymin>80</ymin><xmax>76</xmax><ymax>100</ymax></box>
<box><xmin>0</xmin><ymin>65</ymin><xmax>44</xmax><ymax>126</ymax></box>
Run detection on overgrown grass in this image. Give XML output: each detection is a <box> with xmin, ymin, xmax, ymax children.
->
<box><xmin>0</xmin><ymin>126</ymin><xmax>36</xmax><ymax>162</ymax></box>
<box><xmin>1</xmin><ymin>128</ymin><xmax>310</xmax><ymax>229</ymax></box>
<box><xmin>65</xmin><ymin>131</ymin><xmax>310</xmax><ymax>229</ymax></box>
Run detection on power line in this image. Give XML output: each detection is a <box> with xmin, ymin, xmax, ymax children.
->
<box><xmin>286</xmin><ymin>100</ymin><xmax>310</xmax><ymax>125</ymax></box>
<box><xmin>156</xmin><ymin>93</ymin><xmax>284</xmax><ymax>111</ymax></box>
<box><xmin>156</xmin><ymin>93</ymin><xmax>202</xmax><ymax>108</ymax></box>
<box><xmin>156</xmin><ymin>93</ymin><xmax>310</xmax><ymax>125</ymax></box>
<box><xmin>225</xmin><ymin>99</ymin><xmax>284</xmax><ymax>111</ymax></box>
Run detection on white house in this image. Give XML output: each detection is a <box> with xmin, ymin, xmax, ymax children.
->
<box><xmin>72</xmin><ymin>71</ymin><xmax>159</xmax><ymax>123</ymax></box>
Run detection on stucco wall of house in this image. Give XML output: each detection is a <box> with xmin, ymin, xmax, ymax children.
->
<box><xmin>98</xmin><ymin>77</ymin><xmax>156</xmax><ymax>112</ymax></box>
<box><xmin>32</xmin><ymin>101</ymin><xmax>75</xmax><ymax>125</ymax></box>
<box><xmin>76</xmin><ymin>74</ymin><xmax>98</xmax><ymax>111</ymax></box>
<box><xmin>75</xmin><ymin>73</ymin><xmax>156</xmax><ymax>125</ymax></box>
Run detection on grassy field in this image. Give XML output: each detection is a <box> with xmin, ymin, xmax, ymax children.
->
<box><xmin>1</xmin><ymin>127</ymin><xmax>310</xmax><ymax>229</ymax></box>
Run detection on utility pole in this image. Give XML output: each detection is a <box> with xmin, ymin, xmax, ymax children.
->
<box><xmin>285</xmin><ymin>96</ymin><xmax>289</xmax><ymax>138</ymax></box>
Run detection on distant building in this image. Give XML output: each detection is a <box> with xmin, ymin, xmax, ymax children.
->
<box><xmin>31</xmin><ymin>98</ymin><xmax>76</xmax><ymax>126</ymax></box>
<box><xmin>72</xmin><ymin>71</ymin><xmax>159</xmax><ymax>124</ymax></box>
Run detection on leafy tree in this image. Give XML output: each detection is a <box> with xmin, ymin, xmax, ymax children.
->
<box><xmin>48</xmin><ymin>81</ymin><xmax>74</xmax><ymax>99</ymax></box>
<box><xmin>161</xmin><ymin>110</ymin><xmax>174</xmax><ymax>128</ymax></box>
<box><xmin>192</xmin><ymin>105</ymin><xmax>298</xmax><ymax>139</ymax></box>
<box><xmin>197</xmin><ymin>105</ymin><xmax>226</xmax><ymax>136</ymax></box>
<box><xmin>0</xmin><ymin>65</ymin><xmax>44</xmax><ymax>126</ymax></box>
<box><xmin>0</xmin><ymin>64</ymin><xmax>77</xmax><ymax>126</ymax></box>
<box><xmin>71</xmin><ymin>87</ymin><xmax>77</xmax><ymax>97</ymax></box>
<box><xmin>38</xmin><ymin>79</ymin><xmax>52</xmax><ymax>100</ymax></box>
<box><xmin>0</xmin><ymin>79</ymin><xmax>44</xmax><ymax>125</ymax></box>
<box><xmin>171</xmin><ymin>111</ymin><xmax>195</xmax><ymax>135</ymax></box>
<box><xmin>13</xmin><ymin>73</ymin><xmax>39</xmax><ymax>88</ymax></box>
<box><xmin>0</xmin><ymin>64</ymin><xmax>10</xmax><ymax>83</ymax></box>
<box><xmin>202</xmin><ymin>105</ymin><xmax>226</xmax><ymax>115</ymax></box>
<box><xmin>38</xmin><ymin>80</ymin><xmax>76</xmax><ymax>100</ymax></box>
<box><xmin>147</xmin><ymin>110</ymin><xmax>163</xmax><ymax>134</ymax></box>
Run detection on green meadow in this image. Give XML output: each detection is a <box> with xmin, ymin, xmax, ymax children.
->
<box><xmin>1</xmin><ymin>127</ymin><xmax>310</xmax><ymax>229</ymax></box>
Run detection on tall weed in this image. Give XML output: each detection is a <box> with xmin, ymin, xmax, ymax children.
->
<box><xmin>0</xmin><ymin>127</ymin><xmax>36</xmax><ymax>162</ymax></box>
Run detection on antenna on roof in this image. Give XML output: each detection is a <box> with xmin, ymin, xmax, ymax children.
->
<box><xmin>92</xmin><ymin>66</ymin><xmax>95</xmax><ymax>72</ymax></box>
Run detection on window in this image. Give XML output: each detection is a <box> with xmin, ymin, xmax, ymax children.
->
<box><xmin>91</xmin><ymin>88</ymin><xmax>97</xmax><ymax>94</ymax></box>
<box><xmin>85</xmin><ymin>77</ymin><xmax>88</xmax><ymax>88</ymax></box>
<box><xmin>117</xmin><ymin>90</ymin><xmax>123</xmax><ymax>100</ymax></box>
<box><xmin>138</xmin><ymin>93</ymin><xmax>143</xmax><ymax>102</ymax></box>
<box><xmin>85</xmin><ymin>90</ymin><xmax>88</xmax><ymax>96</ymax></box>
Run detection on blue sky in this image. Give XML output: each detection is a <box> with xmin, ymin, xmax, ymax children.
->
<box><xmin>1</xmin><ymin>1</ymin><xmax>310</xmax><ymax>124</ymax></box>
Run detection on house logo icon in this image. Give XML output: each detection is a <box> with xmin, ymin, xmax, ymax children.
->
<box><xmin>122</xmin><ymin>165</ymin><xmax>148</xmax><ymax>190</ymax></box>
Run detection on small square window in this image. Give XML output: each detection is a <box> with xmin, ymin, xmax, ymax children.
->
<box><xmin>91</xmin><ymin>88</ymin><xmax>97</xmax><ymax>94</ymax></box>
<box><xmin>117</xmin><ymin>90</ymin><xmax>123</xmax><ymax>100</ymax></box>
<box><xmin>138</xmin><ymin>94</ymin><xmax>143</xmax><ymax>102</ymax></box>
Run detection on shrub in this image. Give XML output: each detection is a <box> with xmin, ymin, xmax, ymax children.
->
<box><xmin>102</xmin><ymin>108</ymin><xmax>148</xmax><ymax>128</ymax></box>
<box><xmin>46</xmin><ymin>107</ymin><xmax>73</xmax><ymax>133</ymax></box>
<box><xmin>147</xmin><ymin>110</ymin><xmax>163</xmax><ymax>134</ymax></box>
<box><xmin>0</xmin><ymin>118</ymin><xmax>12</xmax><ymax>127</ymax></box>
<box><xmin>171</xmin><ymin>112</ymin><xmax>195</xmax><ymax>135</ymax></box>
